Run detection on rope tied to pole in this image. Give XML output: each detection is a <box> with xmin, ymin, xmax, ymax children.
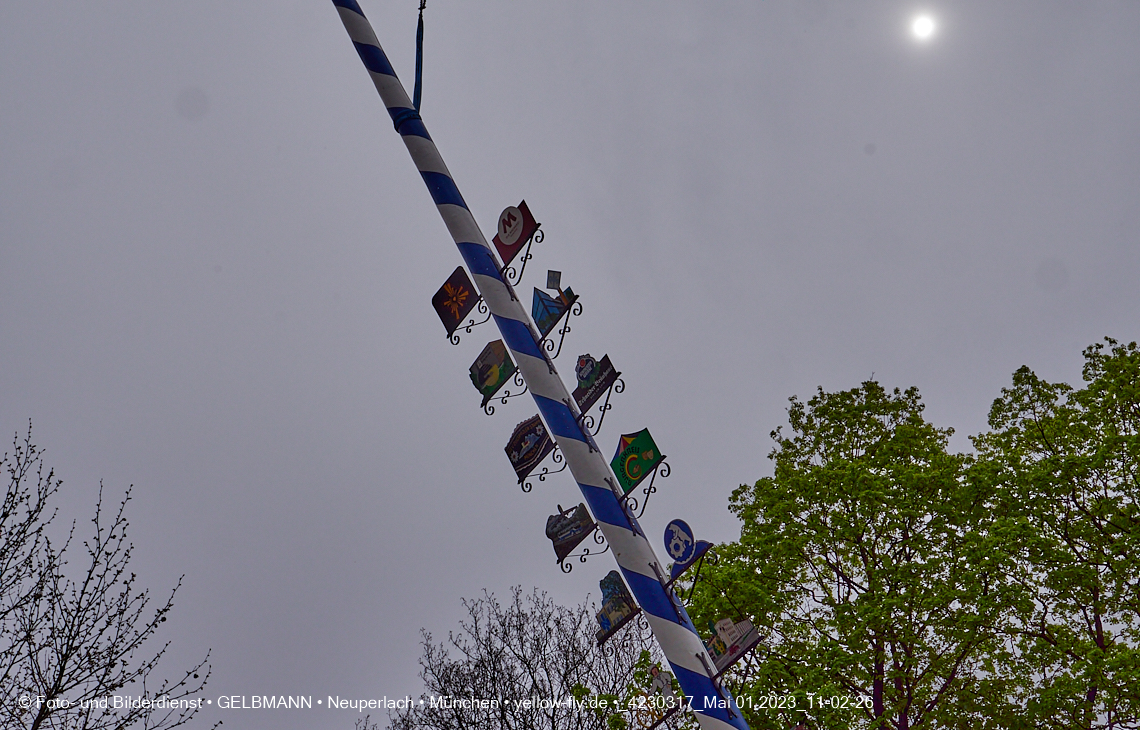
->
<box><xmin>413</xmin><ymin>1</ymin><xmax>425</xmax><ymax>112</ymax></box>
<box><xmin>390</xmin><ymin>2</ymin><xmax>426</xmax><ymax>132</ymax></box>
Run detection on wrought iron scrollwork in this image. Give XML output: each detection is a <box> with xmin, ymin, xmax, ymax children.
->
<box><xmin>522</xmin><ymin>447</ymin><xmax>568</xmax><ymax>493</ymax></box>
<box><xmin>447</xmin><ymin>299</ymin><xmax>491</xmax><ymax>345</ymax></box>
<box><xmin>592</xmin><ymin>377</ymin><xmax>624</xmax><ymax>434</ymax></box>
<box><xmin>559</xmin><ymin>527</ymin><xmax>609</xmax><ymax>573</ymax></box>
<box><xmin>634</xmin><ymin>611</ymin><xmax>650</xmax><ymax>632</ymax></box>
<box><xmin>576</xmin><ymin>377</ymin><xmax>626</xmax><ymax>437</ymax></box>
<box><xmin>675</xmin><ymin>546</ymin><xmax>719</xmax><ymax>601</ymax></box>
<box><xmin>540</xmin><ymin>299</ymin><xmax>582</xmax><ymax>360</ymax></box>
<box><xmin>482</xmin><ymin>370</ymin><xmax>529</xmax><ymax>416</ymax></box>
<box><xmin>502</xmin><ymin>227</ymin><xmax>543</xmax><ymax>286</ymax></box>
<box><xmin>621</xmin><ymin>460</ymin><xmax>670</xmax><ymax>520</ymax></box>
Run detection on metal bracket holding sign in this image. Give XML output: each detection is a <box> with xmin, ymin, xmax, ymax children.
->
<box><xmin>521</xmin><ymin>445</ymin><xmax>569</xmax><ymax>493</ymax></box>
<box><xmin>481</xmin><ymin>370</ymin><xmax>529</xmax><ymax>416</ymax></box>
<box><xmin>572</xmin><ymin>354</ymin><xmax>624</xmax><ymax>437</ymax></box>
<box><xmin>448</xmin><ymin>300</ymin><xmax>491</xmax><ymax>345</ymax></box>
<box><xmin>622</xmin><ymin>460</ymin><xmax>670</xmax><ymax>520</ymax></box>
<box><xmin>695</xmin><ymin>650</ymin><xmax>738</xmax><ymax>717</ymax></box>
<box><xmin>559</xmin><ymin>525</ymin><xmax>609</xmax><ymax>574</ymax></box>
<box><xmin>532</xmin><ymin>274</ymin><xmax>581</xmax><ymax>360</ymax></box>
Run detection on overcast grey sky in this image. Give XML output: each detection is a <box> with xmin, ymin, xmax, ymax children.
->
<box><xmin>2</xmin><ymin>2</ymin><xmax>1138</xmax><ymax>728</ymax></box>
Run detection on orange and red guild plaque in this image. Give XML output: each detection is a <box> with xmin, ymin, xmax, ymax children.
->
<box><xmin>431</xmin><ymin>266</ymin><xmax>479</xmax><ymax>336</ymax></box>
<box><xmin>492</xmin><ymin>200</ymin><xmax>538</xmax><ymax>267</ymax></box>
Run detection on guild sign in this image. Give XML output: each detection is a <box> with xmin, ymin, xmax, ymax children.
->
<box><xmin>431</xmin><ymin>266</ymin><xmax>479</xmax><ymax>336</ymax></box>
<box><xmin>664</xmin><ymin>519</ymin><xmax>712</xmax><ymax>581</ymax></box>
<box><xmin>505</xmin><ymin>415</ymin><xmax>555</xmax><ymax>482</ymax></box>
<box><xmin>532</xmin><ymin>287</ymin><xmax>578</xmax><ymax>338</ymax></box>
<box><xmin>595</xmin><ymin>570</ymin><xmax>640</xmax><ymax>646</ymax></box>
<box><xmin>469</xmin><ymin>340</ymin><xmax>517</xmax><ymax>407</ymax></box>
<box><xmin>703</xmin><ymin>617</ymin><xmax>761</xmax><ymax>675</ymax></box>
<box><xmin>492</xmin><ymin>200</ymin><xmax>538</xmax><ymax>267</ymax></box>
<box><xmin>610</xmin><ymin>429</ymin><xmax>665</xmax><ymax>495</ymax></box>
<box><xmin>665</xmin><ymin>520</ymin><xmax>696</xmax><ymax>563</ymax></box>
<box><xmin>572</xmin><ymin>354</ymin><xmax>620</xmax><ymax>414</ymax></box>
<box><xmin>627</xmin><ymin>663</ymin><xmax>679</xmax><ymax>730</ymax></box>
<box><xmin>545</xmin><ymin>503</ymin><xmax>596</xmax><ymax>562</ymax></box>
<box><xmin>648</xmin><ymin>664</ymin><xmax>675</xmax><ymax>700</ymax></box>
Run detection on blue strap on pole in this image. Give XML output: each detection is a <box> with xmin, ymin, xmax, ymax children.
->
<box><xmin>390</xmin><ymin>2</ymin><xmax>425</xmax><ymax>132</ymax></box>
<box><xmin>413</xmin><ymin>1</ymin><xmax>425</xmax><ymax>112</ymax></box>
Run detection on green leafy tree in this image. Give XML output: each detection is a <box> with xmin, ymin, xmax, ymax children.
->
<box><xmin>973</xmin><ymin>338</ymin><xmax>1140</xmax><ymax>728</ymax></box>
<box><xmin>688</xmin><ymin>382</ymin><xmax>1020</xmax><ymax>729</ymax></box>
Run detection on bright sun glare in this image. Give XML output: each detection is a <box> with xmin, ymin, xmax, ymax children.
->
<box><xmin>911</xmin><ymin>15</ymin><xmax>937</xmax><ymax>41</ymax></box>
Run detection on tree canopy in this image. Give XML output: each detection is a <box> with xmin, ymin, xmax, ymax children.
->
<box><xmin>973</xmin><ymin>338</ymin><xmax>1140</xmax><ymax>727</ymax></box>
<box><xmin>687</xmin><ymin>338</ymin><xmax>1140</xmax><ymax>729</ymax></box>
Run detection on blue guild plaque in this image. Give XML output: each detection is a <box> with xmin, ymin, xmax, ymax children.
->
<box><xmin>664</xmin><ymin>519</ymin><xmax>696</xmax><ymax>564</ymax></box>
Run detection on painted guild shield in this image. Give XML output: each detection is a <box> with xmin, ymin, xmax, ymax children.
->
<box><xmin>431</xmin><ymin>267</ymin><xmax>479</xmax><ymax>336</ymax></box>
<box><xmin>504</xmin><ymin>415</ymin><xmax>555</xmax><ymax>482</ymax></box>
<box><xmin>492</xmin><ymin>200</ymin><xmax>537</xmax><ymax>267</ymax></box>
<box><xmin>595</xmin><ymin>570</ymin><xmax>639</xmax><ymax>646</ymax></box>
<box><xmin>704</xmin><ymin>618</ymin><xmax>761</xmax><ymax>674</ymax></box>
<box><xmin>610</xmin><ymin>429</ymin><xmax>665</xmax><ymax>495</ymax></box>
<box><xmin>545</xmin><ymin>504</ymin><xmax>595</xmax><ymax>562</ymax></box>
<box><xmin>664</xmin><ymin>519</ymin><xmax>713</xmax><ymax>581</ymax></box>
<box><xmin>573</xmin><ymin>354</ymin><xmax>619</xmax><ymax>414</ymax></box>
<box><xmin>469</xmin><ymin>340</ymin><xmax>517</xmax><ymax>407</ymax></box>
<box><xmin>532</xmin><ymin>287</ymin><xmax>577</xmax><ymax>338</ymax></box>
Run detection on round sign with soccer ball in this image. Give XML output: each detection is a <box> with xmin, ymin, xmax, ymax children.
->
<box><xmin>664</xmin><ymin>519</ymin><xmax>696</xmax><ymax>564</ymax></box>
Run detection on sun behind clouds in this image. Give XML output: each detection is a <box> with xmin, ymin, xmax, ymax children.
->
<box><xmin>911</xmin><ymin>13</ymin><xmax>938</xmax><ymax>41</ymax></box>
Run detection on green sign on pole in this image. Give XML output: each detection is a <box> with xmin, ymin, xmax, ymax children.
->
<box><xmin>469</xmin><ymin>340</ymin><xmax>517</xmax><ymax>407</ymax></box>
<box><xmin>610</xmin><ymin>429</ymin><xmax>664</xmax><ymax>495</ymax></box>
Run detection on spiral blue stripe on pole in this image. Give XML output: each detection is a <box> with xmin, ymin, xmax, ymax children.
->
<box><xmin>331</xmin><ymin>5</ymin><xmax>750</xmax><ymax>729</ymax></box>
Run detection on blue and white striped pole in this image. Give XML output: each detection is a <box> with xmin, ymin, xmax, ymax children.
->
<box><xmin>331</xmin><ymin>4</ymin><xmax>750</xmax><ymax>729</ymax></box>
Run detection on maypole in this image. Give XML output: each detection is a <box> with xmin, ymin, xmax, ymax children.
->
<box><xmin>330</xmin><ymin>3</ymin><xmax>750</xmax><ymax>729</ymax></box>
